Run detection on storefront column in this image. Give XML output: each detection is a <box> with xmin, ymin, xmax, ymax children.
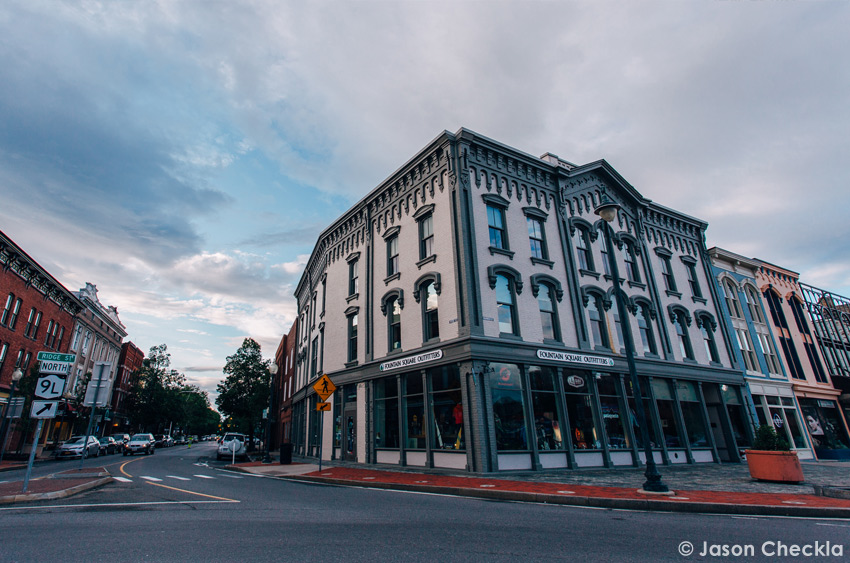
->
<box><xmin>588</xmin><ymin>374</ymin><xmax>611</xmax><ymax>468</ymax></box>
<box><xmin>521</xmin><ymin>365</ymin><xmax>542</xmax><ymax>471</ymax></box>
<box><xmin>696</xmin><ymin>382</ymin><xmax>720</xmax><ymax>463</ymax></box>
<box><xmin>670</xmin><ymin>379</ymin><xmax>695</xmax><ymax>464</ymax></box>
<box><xmin>555</xmin><ymin>368</ymin><xmax>577</xmax><ymax>469</ymax></box>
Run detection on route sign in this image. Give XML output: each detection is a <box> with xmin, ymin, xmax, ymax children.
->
<box><xmin>30</xmin><ymin>400</ymin><xmax>58</xmax><ymax>419</ymax></box>
<box><xmin>38</xmin><ymin>360</ymin><xmax>71</xmax><ymax>375</ymax></box>
<box><xmin>316</xmin><ymin>402</ymin><xmax>331</xmax><ymax>411</ymax></box>
<box><xmin>313</xmin><ymin>374</ymin><xmax>336</xmax><ymax>402</ymax></box>
<box><xmin>34</xmin><ymin>374</ymin><xmax>66</xmax><ymax>400</ymax></box>
<box><xmin>36</xmin><ymin>352</ymin><xmax>76</xmax><ymax>363</ymax></box>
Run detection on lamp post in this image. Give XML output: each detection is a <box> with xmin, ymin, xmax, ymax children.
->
<box><xmin>595</xmin><ymin>192</ymin><xmax>669</xmax><ymax>493</ymax></box>
<box><xmin>0</xmin><ymin>368</ymin><xmax>24</xmax><ymax>463</ymax></box>
<box><xmin>262</xmin><ymin>362</ymin><xmax>279</xmax><ymax>464</ymax></box>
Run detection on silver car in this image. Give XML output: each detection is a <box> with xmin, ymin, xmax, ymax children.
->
<box><xmin>123</xmin><ymin>433</ymin><xmax>155</xmax><ymax>456</ymax></box>
<box><xmin>55</xmin><ymin>436</ymin><xmax>100</xmax><ymax>459</ymax></box>
<box><xmin>217</xmin><ymin>433</ymin><xmax>247</xmax><ymax>461</ymax></box>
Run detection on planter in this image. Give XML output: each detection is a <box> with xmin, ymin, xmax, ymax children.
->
<box><xmin>744</xmin><ymin>450</ymin><xmax>804</xmax><ymax>483</ymax></box>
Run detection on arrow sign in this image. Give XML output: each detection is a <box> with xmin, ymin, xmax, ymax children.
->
<box><xmin>31</xmin><ymin>400</ymin><xmax>58</xmax><ymax>419</ymax></box>
<box><xmin>316</xmin><ymin>402</ymin><xmax>331</xmax><ymax>411</ymax></box>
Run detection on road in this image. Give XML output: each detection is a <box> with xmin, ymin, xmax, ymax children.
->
<box><xmin>1</xmin><ymin>441</ymin><xmax>848</xmax><ymax>562</ymax></box>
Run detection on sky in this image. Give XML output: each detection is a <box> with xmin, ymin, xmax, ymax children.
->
<box><xmin>1</xmin><ymin>1</ymin><xmax>848</xmax><ymax>402</ymax></box>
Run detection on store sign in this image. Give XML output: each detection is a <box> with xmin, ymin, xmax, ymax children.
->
<box><xmin>772</xmin><ymin>413</ymin><xmax>784</xmax><ymax>428</ymax></box>
<box><xmin>379</xmin><ymin>349</ymin><xmax>442</xmax><ymax>372</ymax></box>
<box><xmin>565</xmin><ymin>375</ymin><xmax>585</xmax><ymax>389</ymax></box>
<box><xmin>536</xmin><ymin>350</ymin><xmax>614</xmax><ymax>367</ymax></box>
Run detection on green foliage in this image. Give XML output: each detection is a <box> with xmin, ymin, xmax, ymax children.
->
<box><xmin>125</xmin><ymin>344</ymin><xmax>187</xmax><ymax>432</ymax></box>
<box><xmin>752</xmin><ymin>424</ymin><xmax>791</xmax><ymax>451</ymax></box>
<box><xmin>215</xmin><ymin>338</ymin><xmax>271</xmax><ymax>447</ymax></box>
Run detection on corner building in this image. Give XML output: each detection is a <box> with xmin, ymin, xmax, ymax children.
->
<box><xmin>291</xmin><ymin>129</ymin><xmax>749</xmax><ymax>472</ymax></box>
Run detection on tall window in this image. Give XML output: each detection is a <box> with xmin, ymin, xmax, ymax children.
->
<box><xmin>758</xmin><ymin>332</ymin><xmax>782</xmax><ymax>374</ymax></box>
<box><xmin>586</xmin><ymin>295</ymin><xmax>608</xmax><ymax>348</ymax></box>
<box><xmin>637</xmin><ymin>304</ymin><xmax>657</xmax><ymax>355</ymax></box>
<box><xmin>347</xmin><ymin>313</ymin><xmax>358</xmax><ymax>363</ymax></box>
<box><xmin>0</xmin><ymin>343</ymin><xmax>7</xmax><ymax>372</ymax></box>
<box><xmin>724</xmin><ymin>281</ymin><xmax>743</xmax><ymax>318</ymax></box>
<box><xmin>44</xmin><ymin>320</ymin><xmax>55</xmax><ymax>347</ymax></box>
<box><xmin>764</xmin><ymin>289</ymin><xmax>805</xmax><ymax>380</ymax></box>
<box><xmin>496</xmin><ymin>275</ymin><xmax>517</xmax><ymax>335</ymax></box>
<box><xmin>660</xmin><ymin>256</ymin><xmax>677</xmax><ymax>292</ymax></box>
<box><xmin>24</xmin><ymin>308</ymin><xmax>36</xmax><ymax>338</ymax></box>
<box><xmin>348</xmin><ymin>259</ymin><xmax>359</xmax><ymax>296</ymax></box>
<box><xmin>56</xmin><ymin>326</ymin><xmax>65</xmax><ymax>350</ymax></box>
<box><xmin>1</xmin><ymin>294</ymin><xmax>13</xmax><ymax>326</ymax></box>
<box><xmin>745</xmin><ymin>288</ymin><xmax>764</xmax><ymax>323</ymax></box>
<box><xmin>574</xmin><ymin>228</ymin><xmax>594</xmax><ymax>271</ymax></box>
<box><xmin>789</xmin><ymin>298</ymin><xmax>828</xmax><ymax>383</ymax></box>
<box><xmin>736</xmin><ymin>328</ymin><xmax>758</xmax><ymax>371</ymax></box>
<box><xmin>310</xmin><ymin>337</ymin><xmax>318</xmax><ymax>379</ymax></box>
<box><xmin>8</xmin><ymin>298</ymin><xmax>22</xmax><ymax>330</ymax></box>
<box><xmin>600</xmin><ymin>233</ymin><xmax>611</xmax><ymax>276</ymax></box>
<box><xmin>685</xmin><ymin>262</ymin><xmax>702</xmax><ymax>299</ymax></box>
<box><xmin>387</xmin><ymin>235</ymin><xmax>399</xmax><ymax>277</ymax></box>
<box><xmin>673</xmin><ymin>312</ymin><xmax>694</xmax><ymax>360</ymax></box>
<box><xmin>700</xmin><ymin>322</ymin><xmax>720</xmax><ymax>363</ymax></box>
<box><xmin>624</xmin><ymin>242</ymin><xmax>641</xmax><ymax>282</ymax></box>
<box><xmin>611</xmin><ymin>300</ymin><xmax>624</xmax><ymax>350</ymax></box>
<box><xmin>527</xmin><ymin>217</ymin><xmax>547</xmax><ymax>260</ymax></box>
<box><xmin>487</xmin><ymin>205</ymin><xmax>508</xmax><ymax>250</ymax></box>
<box><xmin>537</xmin><ymin>284</ymin><xmax>559</xmax><ymax>341</ymax></box>
<box><xmin>388</xmin><ymin>298</ymin><xmax>401</xmax><ymax>351</ymax></box>
<box><xmin>419</xmin><ymin>214</ymin><xmax>434</xmax><ymax>259</ymax></box>
<box><xmin>423</xmin><ymin>282</ymin><xmax>439</xmax><ymax>341</ymax></box>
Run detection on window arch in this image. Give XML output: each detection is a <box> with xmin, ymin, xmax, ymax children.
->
<box><xmin>537</xmin><ymin>283</ymin><xmax>560</xmax><ymax>341</ymax></box>
<box><xmin>619</xmin><ymin>232</ymin><xmax>642</xmax><ymax>283</ymax></box>
<box><xmin>412</xmin><ymin>272</ymin><xmax>441</xmax><ymax>303</ymax></box>
<box><xmin>633</xmin><ymin>299</ymin><xmax>657</xmax><ymax>355</ymax></box>
<box><xmin>582</xmin><ymin>286</ymin><xmax>610</xmax><ymax>349</ymax></box>
<box><xmin>569</xmin><ymin>217</ymin><xmax>597</xmax><ymax>272</ymax></box>
<box><xmin>723</xmin><ymin>279</ymin><xmax>743</xmax><ymax>318</ymax></box>
<box><xmin>668</xmin><ymin>305</ymin><xmax>694</xmax><ymax>360</ymax></box>
<box><xmin>695</xmin><ymin>311</ymin><xmax>720</xmax><ymax>363</ymax></box>
<box><xmin>495</xmin><ymin>275</ymin><xmax>519</xmax><ymax>335</ymax></box>
<box><xmin>422</xmin><ymin>281</ymin><xmax>439</xmax><ymax>341</ymax></box>
<box><xmin>380</xmin><ymin>289</ymin><xmax>404</xmax><ymax>352</ymax></box>
<box><xmin>743</xmin><ymin>285</ymin><xmax>764</xmax><ymax>323</ymax></box>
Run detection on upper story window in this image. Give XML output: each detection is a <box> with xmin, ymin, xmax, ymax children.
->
<box><xmin>757</xmin><ymin>332</ymin><xmax>782</xmax><ymax>375</ymax></box>
<box><xmin>310</xmin><ymin>337</ymin><xmax>319</xmax><ymax>379</ymax></box>
<box><xmin>311</xmin><ymin>294</ymin><xmax>317</xmax><ymax>326</ymax></box>
<box><xmin>527</xmin><ymin>217</ymin><xmax>547</xmax><ymax>260</ymax></box>
<box><xmin>71</xmin><ymin>325</ymin><xmax>82</xmax><ymax>351</ymax></box>
<box><xmin>56</xmin><ymin>326</ymin><xmax>65</xmax><ymax>350</ymax></box>
<box><xmin>387</xmin><ymin>234</ymin><xmax>399</xmax><ymax>277</ymax></box>
<box><xmin>724</xmin><ymin>280</ymin><xmax>743</xmax><ymax>318</ymax></box>
<box><xmin>600</xmin><ymin>232</ymin><xmax>611</xmax><ymax>277</ymax></box>
<box><xmin>660</xmin><ymin>255</ymin><xmax>677</xmax><ymax>293</ymax></box>
<box><xmin>7</xmin><ymin>298</ymin><xmax>22</xmax><ymax>330</ymax></box>
<box><xmin>321</xmin><ymin>276</ymin><xmax>327</xmax><ymax>315</ymax></box>
<box><xmin>348</xmin><ymin>258</ymin><xmax>359</xmax><ymax>296</ymax></box>
<box><xmin>611</xmin><ymin>300</ymin><xmax>625</xmax><ymax>350</ymax></box>
<box><xmin>672</xmin><ymin>310</ymin><xmax>694</xmax><ymax>360</ymax></box>
<box><xmin>683</xmin><ymin>259</ymin><xmax>702</xmax><ymax>299</ymax></box>
<box><xmin>624</xmin><ymin>241</ymin><xmax>641</xmax><ymax>283</ymax></box>
<box><xmin>44</xmin><ymin>320</ymin><xmax>55</xmax><ymax>347</ymax></box>
<box><xmin>1</xmin><ymin>293</ymin><xmax>13</xmax><ymax>326</ymax></box>
<box><xmin>495</xmin><ymin>275</ymin><xmax>518</xmax><ymax>336</ymax></box>
<box><xmin>419</xmin><ymin>213</ymin><xmax>434</xmax><ymax>260</ymax></box>
<box><xmin>574</xmin><ymin>227</ymin><xmax>594</xmax><ymax>271</ymax></box>
<box><xmin>24</xmin><ymin>308</ymin><xmax>37</xmax><ymax>338</ymax></box>
<box><xmin>636</xmin><ymin>304</ymin><xmax>657</xmax><ymax>355</ymax></box>
<box><xmin>537</xmin><ymin>284</ymin><xmax>559</xmax><ymax>341</ymax></box>
<box><xmin>347</xmin><ymin>311</ymin><xmax>359</xmax><ymax>364</ymax></box>
<box><xmin>697</xmin><ymin>314</ymin><xmax>719</xmax><ymax>363</ymax></box>
<box><xmin>735</xmin><ymin>328</ymin><xmax>758</xmax><ymax>371</ymax></box>
<box><xmin>745</xmin><ymin>287</ymin><xmax>764</xmax><ymax>323</ymax></box>
<box><xmin>388</xmin><ymin>297</ymin><xmax>401</xmax><ymax>351</ymax></box>
<box><xmin>487</xmin><ymin>204</ymin><xmax>508</xmax><ymax>250</ymax></box>
<box><xmin>586</xmin><ymin>294</ymin><xmax>608</xmax><ymax>349</ymax></box>
<box><xmin>423</xmin><ymin>282</ymin><xmax>439</xmax><ymax>342</ymax></box>
<box><xmin>82</xmin><ymin>331</ymin><xmax>92</xmax><ymax>357</ymax></box>
<box><xmin>0</xmin><ymin>343</ymin><xmax>7</xmax><ymax>372</ymax></box>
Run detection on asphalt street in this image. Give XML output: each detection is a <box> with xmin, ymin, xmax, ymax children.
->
<box><xmin>1</xmin><ymin>442</ymin><xmax>848</xmax><ymax>562</ymax></box>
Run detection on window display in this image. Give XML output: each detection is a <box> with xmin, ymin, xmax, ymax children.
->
<box><xmin>652</xmin><ymin>379</ymin><xmax>683</xmax><ymax>448</ymax></box>
<box><xmin>596</xmin><ymin>373</ymin><xmax>630</xmax><ymax>449</ymax></box>
<box><xmin>676</xmin><ymin>381</ymin><xmax>709</xmax><ymax>447</ymax></box>
<box><xmin>374</xmin><ymin>377</ymin><xmax>399</xmax><ymax>449</ymax></box>
<box><xmin>489</xmin><ymin>362</ymin><xmax>528</xmax><ymax>450</ymax></box>
<box><xmin>563</xmin><ymin>372</ymin><xmax>600</xmax><ymax>450</ymax></box>
<box><xmin>430</xmin><ymin>366</ymin><xmax>464</xmax><ymax>450</ymax></box>
<box><xmin>404</xmin><ymin>372</ymin><xmax>425</xmax><ymax>449</ymax></box>
<box><xmin>529</xmin><ymin>366</ymin><xmax>564</xmax><ymax>451</ymax></box>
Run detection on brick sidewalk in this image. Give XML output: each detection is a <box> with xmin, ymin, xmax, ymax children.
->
<box><xmin>0</xmin><ymin>467</ymin><xmax>112</xmax><ymax>504</ymax></box>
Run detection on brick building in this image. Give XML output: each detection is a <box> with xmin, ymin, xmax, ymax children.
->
<box><xmin>273</xmin><ymin>321</ymin><xmax>298</xmax><ymax>448</ymax></box>
<box><xmin>109</xmin><ymin>340</ymin><xmax>145</xmax><ymax>434</ymax></box>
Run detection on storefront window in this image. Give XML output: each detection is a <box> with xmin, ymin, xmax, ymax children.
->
<box><xmin>489</xmin><ymin>362</ymin><xmax>528</xmax><ymax>450</ymax></box>
<box><xmin>782</xmin><ymin>398</ymin><xmax>806</xmax><ymax>449</ymax></box>
<box><xmin>563</xmin><ymin>371</ymin><xmax>600</xmax><ymax>450</ymax></box>
<box><xmin>429</xmin><ymin>366</ymin><xmax>464</xmax><ymax>450</ymax></box>
<box><xmin>799</xmin><ymin>398</ymin><xmax>850</xmax><ymax>452</ymax></box>
<box><xmin>529</xmin><ymin>366</ymin><xmax>564</xmax><ymax>451</ymax></box>
<box><xmin>333</xmin><ymin>394</ymin><xmax>342</xmax><ymax>449</ymax></box>
<box><xmin>596</xmin><ymin>373</ymin><xmax>630</xmax><ymax>449</ymax></box>
<box><xmin>404</xmin><ymin>372</ymin><xmax>426</xmax><ymax>449</ymax></box>
<box><xmin>625</xmin><ymin>377</ymin><xmax>661</xmax><ymax>449</ymax></box>
<box><xmin>676</xmin><ymin>381</ymin><xmax>709</xmax><ymax>447</ymax></box>
<box><xmin>374</xmin><ymin>377</ymin><xmax>399</xmax><ymax>449</ymax></box>
<box><xmin>652</xmin><ymin>379</ymin><xmax>683</xmax><ymax>448</ymax></box>
<box><xmin>721</xmin><ymin>385</ymin><xmax>750</xmax><ymax>448</ymax></box>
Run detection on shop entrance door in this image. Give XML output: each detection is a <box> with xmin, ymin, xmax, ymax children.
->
<box><xmin>343</xmin><ymin>403</ymin><xmax>357</xmax><ymax>462</ymax></box>
<box><xmin>707</xmin><ymin>405</ymin><xmax>731</xmax><ymax>461</ymax></box>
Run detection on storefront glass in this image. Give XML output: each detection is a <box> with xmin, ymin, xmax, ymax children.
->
<box><xmin>721</xmin><ymin>385</ymin><xmax>750</xmax><ymax>448</ymax></box>
<box><xmin>799</xmin><ymin>398</ymin><xmax>850</xmax><ymax>453</ymax></box>
<box><xmin>489</xmin><ymin>362</ymin><xmax>528</xmax><ymax>450</ymax></box>
<box><xmin>563</xmin><ymin>371</ymin><xmax>600</xmax><ymax>450</ymax></box>
<box><xmin>430</xmin><ymin>366</ymin><xmax>464</xmax><ymax>450</ymax></box>
<box><xmin>596</xmin><ymin>373</ymin><xmax>630</xmax><ymax>449</ymax></box>
<box><xmin>676</xmin><ymin>381</ymin><xmax>709</xmax><ymax>447</ymax></box>
<box><xmin>404</xmin><ymin>372</ymin><xmax>425</xmax><ymax>449</ymax></box>
<box><xmin>625</xmin><ymin>378</ymin><xmax>661</xmax><ymax>449</ymax></box>
<box><xmin>528</xmin><ymin>365</ymin><xmax>564</xmax><ymax>451</ymax></box>
<box><xmin>374</xmin><ymin>377</ymin><xmax>399</xmax><ymax>449</ymax></box>
<box><xmin>652</xmin><ymin>379</ymin><xmax>683</xmax><ymax>448</ymax></box>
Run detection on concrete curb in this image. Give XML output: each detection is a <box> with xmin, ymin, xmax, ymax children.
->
<box><xmin>262</xmin><ymin>473</ymin><xmax>850</xmax><ymax>519</ymax></box>
<box><xmin>0</xmin><ymin>476</ymin><xmax>113</xmax><ymax>505</ymax></box>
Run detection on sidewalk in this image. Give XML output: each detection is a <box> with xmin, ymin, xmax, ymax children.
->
<box><xmin>227</xmin><ymin>458</ymin><xmax>850</xmax><ymax>518</ymax></box>
<box><xmin>0</xmin><ymin>467</ymin><xmax>112</xmax><ymax>504</ymax></box>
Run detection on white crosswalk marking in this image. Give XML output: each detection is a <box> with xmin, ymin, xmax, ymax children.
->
<box><xmin>140</xmin><ymin>476</ymin><xmax>162</xmax><ymax>482</ymax></box>
<box><xmin>167</xmin><ymin>475</ymin><xmax>191</xmax><ymax>481</ymax></box>
<box><xmin>193</xmin><ymin>474</ymin><xmax>214</xmax><ymax>479</ymax></box>
<box><xmin>219</xmin><ymin>474</ymin><xmax>243</xmax><ymax>479</ymax></box>
<box><xmin>113</xmin><ymin>476</ymin><xmax>132</xmax><ymax>483</ymax></box>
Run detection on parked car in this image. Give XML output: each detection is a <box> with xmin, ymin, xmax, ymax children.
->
<box><xmin>55</xmin><ymin>436</ymin><xmax>100</xmax><ymax>459</ymax></box>
<box><xmin>124</xmin><ymin>433</ymin><xmax>155</xmax><ymax>456</ymax></box>
<box><xmin>110</xmin><ymin>433</ymin><xmax>130</xmax><ymax>446</ymax></box>
<box><xmin>217</xmin><ymin>433</ymin><xmax>247</xmax><ymax>461</ymax></box>
<box><xmin>98</xmin><ymin>436</ymin><xmax>118</xmax><ymax>455</ymax></box>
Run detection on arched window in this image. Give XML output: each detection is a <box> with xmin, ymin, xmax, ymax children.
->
<box><xmin>624</xmin><ymin>240</ymin><xmax>641</xmax><ymax>282</ymax></box>
<box><xmin>586</xmin><ymin>294</ymin><xmax>608</xmax><ymax>348</ymax></box>
<box><xmin>387</xmin><ymin>297</ymin><xmax>401</xmax><ymax>351</ymax></box>
<box><xmin>537</xmin><ymin>283</ymin><xmax>559</xmax><ymax>341</ymax></box>
<box><xmin>574</xmin><ymin>226</ymin><xmax>594</xmax><ymax>271</ymax></box>
<box><xmin>423</xmin><ymin>281</ymin><xmax>439</xmax><ymax>341</ymax></box>
<box><xmin>724</xmin><ymin>280</ymin><xmax>743</xmax><ymax>318</ymax></box>
<box><xmin>696</xmin><ymin>313</ymin><xmax>719</xmax><ymax>363</ymax></box>
<box><xmin>745</xmin><ymin>287</ymin><xmax>764</xmax><ymax>323</ymax></box>
<box><xmin>636</xmin><ymin>303</ymin><xmax>657</xmax><ymax>355</ymax></box>
<box><xmin>496</xmin><ymin>275</ymin><xmax>517</xmax><ymax>335</ymax></box>
<box><xmin>672</xmin><ymin>310</ymin><xmax>694</xmax><ymax>360</ymax></box>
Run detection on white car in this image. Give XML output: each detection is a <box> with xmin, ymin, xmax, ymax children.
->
<box><xmin>217</xmin><ymin>433</ymin><xmax>247</xmax><ymax>461</ymax></box>
<box><xmin>55</xmin><ymin>436</ymin><xmax>100</xmax><ymax>459</ymax></box>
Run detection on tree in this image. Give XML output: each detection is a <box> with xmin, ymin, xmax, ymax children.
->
<box><xmin>125</xmin><ymin>344</ymin><xmax>187</xmax><ymax>433</ymax></box>
<box><xmin>216</xmin><ymin>338</ymin><xmax>271</xmax><ymax>450</ymax></box>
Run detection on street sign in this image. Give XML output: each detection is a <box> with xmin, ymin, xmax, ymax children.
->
<box><xmin>38</xmin><ymin>360</ymin><xmax>72</xmax><ymax>375</ymax></box>
<box><xmin>36</xmin><ymin>352</ymin><xmax>76</xmax><ymax>363</ymax></box>
<box><xmin>30</xmin><ymin>400</ymin><xmax>58</xmax><ymax>419</ymax></box>
<box><xmin>316</xmin><ymin>402</ymin><xmax>331</xmax><ymax>411</ymax></box>
<box><xmin>34</xmin><ymin>374</ymin><xmax>66</xmax><ymax>400</ymax></box>
<box><xmin>313</xmin><ymin>374</ymin><xmax>336</xmax><ymax>402</ymax></box>
<box><xmin>4</xmin><ymin>397</ymin><xmax>24</xmax><ymax>419</ymax></box>
<box><xmin>83</xmin><ymin>362</ymin><xmax>111</xmax><ymax>407</ymax></box>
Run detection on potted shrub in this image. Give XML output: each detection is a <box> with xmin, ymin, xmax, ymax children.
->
<box><xmin>744</xmin><ymin>424</ymin><xmax>804</xmax><ymax>483</ymax></box>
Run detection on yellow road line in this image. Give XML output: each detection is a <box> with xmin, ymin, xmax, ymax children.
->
<box><xmin>144</xmin><ymin>480</ymin><xmax>239</xmax><ymax>502</ymax></box>
<box><xmin>119</xmin><ymin>457</ymin><xmax>144</xmax><ymax>477</ymax></box>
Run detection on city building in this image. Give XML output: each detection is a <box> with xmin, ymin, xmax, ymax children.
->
<box><xmin>0</xmin><ymin>229</ymin><xmax>84</xmax><ymax>453</ymax></box>
<box><xmin>708</xmin><ymin>247</ymin><xmax>810</xmax><ymax>457</ymax></box>
<box><xmin>289</xmin><ymin>128</ymin><xmax>750</xmax><ymax>473</ymax></box>
<box><xmin>109</xmin><ymin>340</ymin><xmax>145</xmax><ymax>435</ymax></box>
<box><xmin>273</xmin><ymin>321</ymin><xmax>297</xmax><ymax>449</ymax></box>
<box><xmin>754</xmin><ymin>261</ymin><xmax>850</xmax><ymax>459</ymax></box>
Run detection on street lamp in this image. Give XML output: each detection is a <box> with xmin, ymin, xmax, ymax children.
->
<box><xmin>0</xmin><ymin>368</ymin><xmax>24</xmax><ymax>463</ymax></box>
<box><xmin>262</xmin><ymin>362</ymin><xmax>279</xmax><ymax>464</ymax></box>
<box><xmin>594</xmin><ymin>191</ymin><xmax>669</xmax><ymax>493</ymax></box>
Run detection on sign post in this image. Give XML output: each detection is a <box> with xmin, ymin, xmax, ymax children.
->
<box><xmin>312</xmin><ymin>375</ymin><xmax>336</xmax><ymax>472</ymax></box>
<box><xmin>79</xmin><ymin>362</ymin><xmax>110</xmax><ymax>470</ymax></box>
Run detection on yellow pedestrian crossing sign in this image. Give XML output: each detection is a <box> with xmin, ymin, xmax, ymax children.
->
<box><xmin>313</xmin><ymin>374</ymin><xmax>336</xmax><ymax>401</ymax></box>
